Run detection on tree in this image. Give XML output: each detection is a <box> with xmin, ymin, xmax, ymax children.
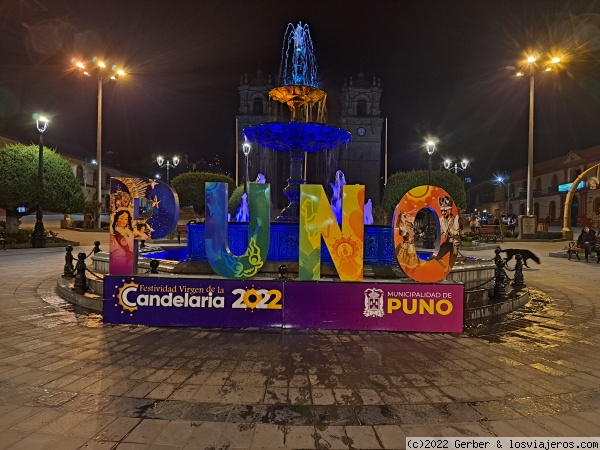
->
<box><xmin>0</xmin><ymin>144</ymin><xmax>85</xmax><ymax>232</ymax></box>
<box><xmin>170</xmin><ymin>172</ymin><xmax>236</xmax><ymax>217</ymax></box>
<box><xmin>382</xmin><ymin>169</ymin><xmax>467</xmax><ymax>216</ymax></box>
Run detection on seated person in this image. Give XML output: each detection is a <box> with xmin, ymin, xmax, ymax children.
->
<box><xmin>576</xmin><ymin>226</ymin><xmax>597</xmax><ymax>262</ymax></box>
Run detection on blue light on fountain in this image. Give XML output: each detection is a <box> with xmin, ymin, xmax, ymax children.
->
<box><xmin>242</xmin><ymin>21</ymin><xmax>351</xmax><ymax>222</ymax></box>
<box><xmin>329</xmin><ymin>169</ymin><xmax>346</xmax><ymax>224</ymax></box>
<box><xmin>235</xmin><ymin>193</ymin><xmax>249</xmax><ymax>222</ymax></box>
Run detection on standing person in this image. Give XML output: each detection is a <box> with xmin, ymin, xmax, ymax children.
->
<box><xmin>469</xmin><ymin>215</ymin><xmax>477</xmax><ymax>233</ymax></box>
<box><xmin>508</xmin><ymin>215</ymin><xmax>517</xmax><ymax>234</ymax></box>
<box><xmin>475</xmin><ymin>215</ymin><xmax>481</xmax><ymax>234</ymax></box>
<box><xmin>576</xmin><ymin>226</ymin><xmax>597</xmax><ymax>262</ymax></box>
<box><xmin>435</xmin><ymin>197</ymin><xmax>461</xmax><ymax>269</ymax></box>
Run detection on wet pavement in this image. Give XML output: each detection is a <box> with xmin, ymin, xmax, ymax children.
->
<box><xmin>0</xmin><ymin>229</ymin><xmax>599</xmax><ymax>449</ymax></box>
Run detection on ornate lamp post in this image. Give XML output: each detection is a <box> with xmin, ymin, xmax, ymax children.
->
<box><xmin>443</xmin><ymin>158</ymin><xmax>469</xmax><ymax>174</ymax></box>
<box><xmin>75</xmin><ymin>58</ymin><xmax>125</xmax><ymax>227</ymax></box>
<box><xmin>156</xmin><ymin>155</ymin><xmax>179</xmax><ymax>183</ymax></box>
<box><xmin>507</xmin><ymin>53</ymin><xmax>562</xmax><ymax>216</ymax></box>
<box><xmin>422</xmin><ymin>139</ymin><xmax>437</xmax><ymax>249</ymax></box>
<box><xmin>32</xmin><ymin>115</ymin><xmax>49</xmax><ymax>248</ymax></box>
<box><xmin>242</xmin><ymin>141</ymin><xmax>252</xmax><ymax>193</ymax></box>
<box><xmin>426</xmin><ymin>139</ymin><xmax>436</xmax><ymax>184</ymax></box>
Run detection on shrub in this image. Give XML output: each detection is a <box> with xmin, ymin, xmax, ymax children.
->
<box><xmin>382</xmin><ymin>170</ymin><xmax>467</xmax><ymax>217</ymax></box>
<box><xmin>228</xmin><ymin>185</ymin><xmax>244</xmax><ymax>216</ymax></box>
<box><xmin>171</xmin><ymin>172</ymin><xmax>236</xmax><ymax>217</ymax></box>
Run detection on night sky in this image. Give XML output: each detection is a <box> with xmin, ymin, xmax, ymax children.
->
<box><xmin>2</xmin><ymin>0</ymin><xmax>600</xmax><ymax>184</ymax></box>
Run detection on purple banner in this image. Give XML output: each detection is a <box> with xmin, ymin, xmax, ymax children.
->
<box><xmin>103</xmin><ymin>277</ymin><xmax>463</xmax><ymax>332</ymax></box>
<box><xmin>283</xmin><ymin>281</ymin><xmax>463</xmax><ymax>333</ymax></box>
<box><xmin>103</xmin><ymin>276</ymin><xmax>283</xmax><ymax>328</ymax></box>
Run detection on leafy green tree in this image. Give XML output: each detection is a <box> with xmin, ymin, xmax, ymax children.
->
<box><xmin>382</xmin><ymin>169</ymin><xmax>467</xmax><ymax>216</ymax></box>
<box><xmin>171</xmin><ymin>172</ymin><xmax>236</xmax><ymax>217</ymax></box>
<box><xmin>0</xmin><ymin>144</ymin><xmax>85</xmax><ymax>232</ymax></box>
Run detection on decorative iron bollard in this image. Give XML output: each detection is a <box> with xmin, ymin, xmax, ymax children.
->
<box><xmin>493</xmin><ymin>247</ymin><xmax>502</xmax><ymax>265</ymax></box>
<box><xmin>277</xmin><ymin>264</ymin><xmax>288</xmax><ymax>281</ymax></box>
<box><xmin>73</xmin><ymin>252</ymin><xmax>88</xmax><ymax>294</ymax></box>
<box><xmin>511</xmin><ymin>253</ymin><xmax>526</xmax><ymax>289</ymax></box>
<box><xmin>149</xmin><ymin>259</ymin><xmax>160</xmax><ymax>274</ymax></box>
<box><xmin>63</xmin><ymin>245</ymin><xmax>75</xmax><ymax>277</ymax></box>
<box><xmin>92</xmin><ymin>241</ymin><xmax>101</xmax><ymax>254</ymax></box>
<box><xmin>493</xmin><ymin>254</ymin><xmax>507</xmax><ymax>301</ymax></box>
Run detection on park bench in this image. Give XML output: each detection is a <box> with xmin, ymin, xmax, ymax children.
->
<box><xmin>478</xmin><ymin>225</ymin><xmax>503</xmax><ymax>243</ymax></box>
<box><xmin>567</xmin><ymin>241</ymin><xmax>600</xmax><ymax>262</ymax></box>
<box><xmin>0</xmin><ymin>231</ymin><xmax>5</xmax><ymax>250</ymax></box>
<box><xmin>176</xmin><ymin>224</ymin><xmax>188</xmax><ymax>244</ymax></box>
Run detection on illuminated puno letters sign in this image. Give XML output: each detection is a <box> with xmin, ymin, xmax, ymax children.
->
<box><xmin>109</xmin><ymin>179</ymin><xmax>460</xmax><ymax>284</ymax></box>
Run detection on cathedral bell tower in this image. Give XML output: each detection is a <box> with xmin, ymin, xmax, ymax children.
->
<box><xmin>340</xmin><ymin>72</ymin><xmax>384</xmax><ymax>204</ymax></box>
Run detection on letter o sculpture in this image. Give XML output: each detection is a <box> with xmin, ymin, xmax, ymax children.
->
<box><xmin>392</xmin><ymin>185</ymin><xmax>459</xmax><ymax>283</ymax></box>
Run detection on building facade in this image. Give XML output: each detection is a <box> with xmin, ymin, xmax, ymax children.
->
<box><xmin>466</xmin><ymin>146</ymin><xmax>600</xmax><ymax>228</ymax></box>
<box><xmin>506</xmin><ymin>146</ymin><xmax>600</xmax><ymax>227</ymax></box>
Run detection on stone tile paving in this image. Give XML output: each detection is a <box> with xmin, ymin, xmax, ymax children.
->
<box><xmin>0</xmin><ymin>243</ymin><xmax>599</xmax><ymax>449</ymax></box>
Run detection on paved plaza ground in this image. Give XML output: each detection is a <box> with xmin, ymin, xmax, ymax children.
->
<box><xmin>0</xmin><ymin>218</ymin><xmax>599</xmax><ymax>449</ymax></box>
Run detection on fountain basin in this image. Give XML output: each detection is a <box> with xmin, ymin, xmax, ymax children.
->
<box><xmin>169</xmin><ymin>223</ymin><xmax>397</xmax><ymax>265</ymax></box>
<box><xmin>243</xmin><ymin>122</ymin><xmax>350</xmax><ymax>153</ymax></box>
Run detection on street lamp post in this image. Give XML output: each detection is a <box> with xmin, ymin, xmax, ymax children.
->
<box><xmin>32</xmin><ymin>116</ymin><xmax>49</xmax><ymax>248</ymax></box>
<box><xmin>156</xmin><ymin>155</ymin><xmax>180</xmax><ymax>183</ymax></box>
<box><xmin>75</xmin><ymin>58</ymin><xmax>125</xmax><ymax>227</ymax></box>
<box><xmin>426</xmin><ymin>140</ymin><xmax>436</xmax><ymax>184</ymax></box>
<box><xmin>508</xmin><ymin>53</ymin><xmax>562</xmax><ymax>216</ymax></box>
<box><xmin>242</xmin><ymin>141</ymin><xmax>252</xmax><ymax>193</ymax></box>
<box><xmin>423</xmin><ymin>139</ymin><xmax>437</xmax><ymax>249</ymax></box>
<box><xmin>443</xmin><ymin>159</ymin><xmax>469</xmax><ymax>174</ymax></box>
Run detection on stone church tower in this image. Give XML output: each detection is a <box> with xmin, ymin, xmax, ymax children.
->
<box><xmin>340</xmin><ymin>73</ymin><xmax>384</xmax><ymax>204</ymax></box>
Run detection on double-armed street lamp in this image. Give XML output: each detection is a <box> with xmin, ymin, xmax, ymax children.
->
<box><xmin>507</xmin><ymin>52</ymin><xmax>563</xmax><ymax>216</ymax></box>
<box><xmin>32</xmin><ymin>115</ymin><xmax>49</xmax><ymax>248</ymax></box>
<box><xmin>443</xmin><ymin>158</ymin><xmax>469</xmax><ymax>174</ymax></box>
<box><xmin>156</xmin><ymin>155</ymin><xmax>179</xmax><ymax>183</ymax></box>
<box><xmin>74</xmin><ymin>58</ymin><xmax>126</xmax><ymax>227</ymax></box>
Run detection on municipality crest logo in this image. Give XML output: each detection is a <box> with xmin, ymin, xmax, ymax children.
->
<box><xmin>363</xmin><ymin>288</ymin><xmax>384</xmax><ymax>318</ymax></box>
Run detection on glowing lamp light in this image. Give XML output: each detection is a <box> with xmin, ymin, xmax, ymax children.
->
<box><xmin>156</xmin><ymin>155</ymin><xmax>164</xmax><ymax>166</ymax></box>
<box><xmin>98</xmin><ymin>61</ymin><xmax>106</xmax><ymax>68</ymax></box>
<box><xmin>242</xmin><ymin>142</ymin><xmax>252</xmax><ymax>157</ymax></box>
<box><xmin>426</xmin><ymin>140</ymin><xmax>436</xmax><ymax>156</ymax></box>
<box><xmin>36</xmin><ymin>116</ymin><xmax>49</xmax><ymax>134</ymax></box>
<box><xmin>75</xmin><ymin>61</ymin><xmax>85</xmax><ymax>69</ymax></box>
<box><xmin>172</xmin><ymin>156</ymin><xmax>180</xmax><ymax>166</ymax></box>
<box><xmin>527</xmin><ymin>56</ymin><xmax>536</xmax><ymax>63</ymax></box>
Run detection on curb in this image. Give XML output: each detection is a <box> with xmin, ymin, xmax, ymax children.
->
<box><xmin>56</xmin><ymin>276</ymin><xmax>103</xmax><ymax>312</ymax></box>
